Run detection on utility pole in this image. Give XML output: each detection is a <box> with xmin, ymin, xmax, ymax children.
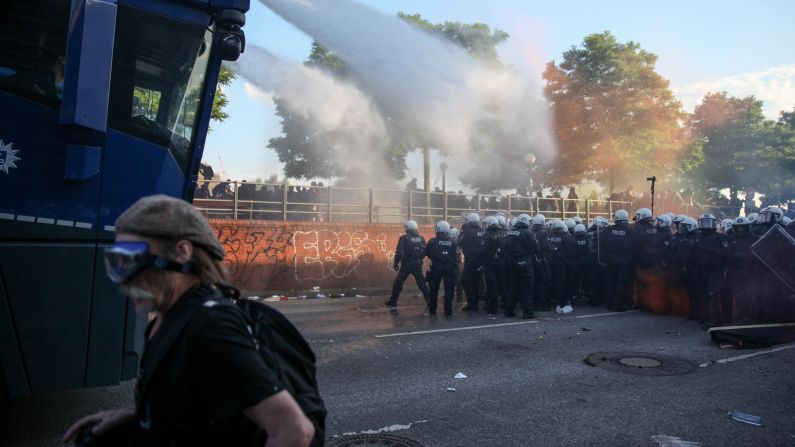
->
<box><xmin>646</xmin><ymin>176</ymin><xmax>657</xmax><ymax>216</ymax></box>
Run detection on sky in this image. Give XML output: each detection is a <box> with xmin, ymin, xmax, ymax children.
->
<box><xmin>203</xmin><ymin>0</ymin><xmax>795</xmax><ymax>192</ymax></box>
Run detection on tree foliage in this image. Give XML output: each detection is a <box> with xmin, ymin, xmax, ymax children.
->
<box><xmin>543</xmin><ymin>32</ymin><xmax>687</xmax><ymax>193</ymax></box>
<box><xmin>211</xmin><ymin>64</ymin><xmax>236</xmax><ymax>123</ymax></box>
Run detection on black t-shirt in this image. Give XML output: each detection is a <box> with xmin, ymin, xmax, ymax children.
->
<box><xmin>132</xmin><ymin>285</ymin><xmax>285</xmax><ymax>447</ymax></box>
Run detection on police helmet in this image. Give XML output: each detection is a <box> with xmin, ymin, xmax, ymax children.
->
<box><xmin>758</xmin><ymin>206</ymin><xmax>784</xmax><ymax>224</ymax></box>
<box><xmin>572</xmin><ymin>216</ymin><xmax>582</xmax><ymax>225</ymax></box>
<box><xmin>673</xmin><ymin>214</ymin><xmax>687</xmax><ymax>224</ymax></box>
<box><xmin>614</xmin><ymin>209</ymin><xmax>629</xmax><ymax>223</ymax></box>
<box><xmin>698</xmin><ymin>213</ymin><xmax>717</xmax><ymax>230</ymax></box>
<box><xmin>635</xmin><ymin>208</ymin><xmax>653</xmax><ymax>222</ymax></box>
<box><xmin>552</xmin><ymin>219</ymin><xmax>568</xmax><ymax>233</ymax></box>
<box><xmin>593</xmin><ymin>215</ymin><xmax>610</xmax><ymax>230</ymax></box>
<box><xmin>509</xmin><ymin>217</ymin><xmax>518</xmax><ymax>229</ymax></box>
<box><xmin>565</xmin><ymin>218</ymin><xmax>576</xmax><ymax>230</ymax></box>
<box><xmin>466</xmin><ymin>212</ymin><xmax>481</xmax><ymax>225</ymax></box>
<box><xmin>496</xmin><ymin>215</ymin><xmax>508</xmax><ymax>229</ymax></box>
<box><xmin>665</xmin><ymin>212</ymin><xmax>676</xmax><ymax>220</ymax></box>
<box><xmin>747</xmin><ymin>212</ymin><xmax>759</xmax><ymax>223</ymax></box>
<box><xmin>732</xmin><ymin>216</ymin><xmax>751</xmax><ymax>236</ymax></box>
<box><xmin>532</xmin><ymin>214</ymin><xmax>546</xmax><ymax>226</ymax></box>
<box><xmin>784</xmin><ymin>216</ymin><xmax>792</xmax><ymax>226</ymax></box>
<box><xmin>483</xmin><ymin>215</ymin><xmax>499</xmax><ymax>230</ymax></box>
<box><xmin>516</xmin><ymin>214</ymin><xmax>533</xmax><ymax>228</ymax></box>
<box><xmin>574</xmin><ymin>224</ymin><xmax>587</xmax><ymax>235</ymax></box>
<box><xmin>681</xmin><ymin>216</ymin><xmax>699</xmax><ymax>233</ymax></box>
<box><xmin>732</xmin><ymin>216</ymin><xmax>751</xmax><ymax>226</ymax></box>
<box><xmin>655</xmin><ymin>215</ymin><xmax>672</xmax><ymax>229</ymax></box>
<box><xmin>405</xmin><ymin>220</ymin><xmax>419</xmax><ymax>232</ymax></box>
<box><xmin>720</xmin><ymin>218</ymin><xmax>733</xmax><ymax>233</ymax></box>
<box><xmin>450</xmin><ymin>227</ymin><xmax>460</xmax><ymax>239</ymax></box>
<box><xmin>436</xmin><ymin>220</ymin><xmax>451</xmax><ymax>235</ymax></box>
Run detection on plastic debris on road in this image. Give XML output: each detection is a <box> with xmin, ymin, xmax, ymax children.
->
<box><xmin>446</xmin><ymin>388</ymin><xmax>456</xmax><ymax>392</ymax></box>
<box><xmin>651</xmin><ymin>435</ymin><xmax>702</xmax><ymax>446</ymax></box>
<box><xmin>312</xmin><ymin>286</ymin><xmax>320</xmax><ymax>292</ymax></box>
<box><xmin>315</xmin><ymin>294</ymin><xmax>327</xmax><ymax>299</ymax></box>
<box><xmin>264</xmin><ymin>297</ymin><xmax>281</xmax><ymax>302</ymax></box>
<box><xmin>355</xmin><ymin>294</ymin><xmax>367</xmax><ymax>298</ymax></box>
<box><xmin>248</xmin><ymin>296</ymin><xmax>262</xmax><ymax>301</ymax></box>
<box><xmin>454</xmin><ymin>372</ymin><xmax>467</xmax><ymax>379</ymax></box>
<box><xmin>562</xmin><ymin>305</ymin><xmax>574</xmax><ymax>313</ymax></box>
<box><xmin>728</xmin><ymin>411</ymin><xmax>762</xmax><ymax>426</ymax></box>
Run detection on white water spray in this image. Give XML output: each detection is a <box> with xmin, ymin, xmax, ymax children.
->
<box><xmin>258</xmin><ymin>0</ymin><xmax>556</xmax><ymax>189</ymax></box>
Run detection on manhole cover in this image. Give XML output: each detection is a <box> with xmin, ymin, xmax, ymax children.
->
<box><xmin>585</xmin><ymin>351</ymin><xmax>694</xmax><ymax>376</ymax></box>
<box><xmin>619</xmin><ymin>357</ymin><xmax>662</xmax><ymax>368</ymax></box>
<box><xmin>327</xmin><ymin>434</ymin><xmax>426</xmax><ymax>447</ymax></box>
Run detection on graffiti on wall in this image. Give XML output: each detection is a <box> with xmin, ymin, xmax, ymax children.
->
<box><xmin>215</xmin><ymin>224</ymin><xmax>293</xmax><ymax>286</ymax></box>
<box><xmin>293</xmin><ymin>230</ymin><xmax>391</xmax><ymax>280</ymax></box>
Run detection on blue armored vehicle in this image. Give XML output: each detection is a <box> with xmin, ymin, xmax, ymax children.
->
<box><xmin>0</xmin><ymin>0</ymin><xmax>249</xmax><ymax>396</ymax></box>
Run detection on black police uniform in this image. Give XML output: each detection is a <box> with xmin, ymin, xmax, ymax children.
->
<box><xmin>387</xmin><ymin>231</ymin><xmax>429</xmax><ymax>306</ymax></box>
<box><xmin>585</xmin><ymin>225</ymin><xmax>606</xmax><ymax>306</ymax></box>
<box><xmin>630</xmin><ymin>219</ymin><xmax>658</xmax><ymax>309</ymax></box>
<box><xmin>601</xmin><ymin>222</ymin><xmax>633</xmax><ymax>311</ymax></box>
<box><xmin>426</xmin><ymin>233</ymin><xmax>460</xmax><ymax>316</ymax></box>
<box><xmin>531</xmin><ymin>224</ymin><xmax>552</xmax><ymax>309</ymax></box>
<box><xmin>496</xmin><ymin>224</ymin><xmax>510</xmax><ymax>309</ymax></box>
<box><xmin>547</xmin><ymin>229</ymin><xmax>576</xmax><ymax>307</ymax></box>
<box><xmin>479</xmin><ymin>225</ymin><xmax>505</xmax><ymax>314</ymax></box>
<box><xmin>572</xmin><ymin>232</ymin><xmax>591</xmax><ymax>303</ymax></box>
<box><xmin>727</xmin><ymin>225</ymin><xmax>760</xmax><ymax>323</ymax></box>
<box><xmin>459</xmin><ymin>223</ymin><xmax>485</xmax><ymax>311</ymax></box>
<box><xmin>693</xmin><ymin>229</ymin><xmax>729</xmax><ymax>326</ymax></box>
<box><xmin>504</xmin><ymin>224</ymin><xmax>540</xmax><ymax>318</ymax></box>
<box><xmin>668</xmin><ymin>230</ymin><xmax>700</xmax><ymax>319</ymax></box>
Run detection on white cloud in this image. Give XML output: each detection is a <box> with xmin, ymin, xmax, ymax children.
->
<box><xmin>673</xmin><ymin>64</ymin><xmax>795</xmax><ymax>119</ymax></box>
<box><xmin>243</xmin><ymin>82</ymin><xmax>274</xmax><ymax>105</ymax></box>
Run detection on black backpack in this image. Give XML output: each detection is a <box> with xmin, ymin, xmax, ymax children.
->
<box><xmin>218</xmin><ymin>284</ymin><xmax>327</xmax><ymax>446</ymax></box>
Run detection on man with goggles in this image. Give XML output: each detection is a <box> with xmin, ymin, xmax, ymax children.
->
<box><xmin>64</xmin><ymin>195</ymin><xmax>315</xmax><ymax>447</ymax></box>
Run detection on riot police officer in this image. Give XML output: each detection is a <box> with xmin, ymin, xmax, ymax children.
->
<box><xmin>671</xmin><ymin>217</ymin><xmax>701</xmax><ymax>319</ymax></box>
<box><xmin>531</xmin><ymin>214</ymin><xmax>552</xmax><ymax>310</ymax></box>
<box><xmin>571</xmin><ymin>224</ymin><xmax>590</xmax><ymax>304</ymax></box>
<box><xmin>602</xmin><ymin>210</ymin><xmax>633</xmax><ymax>311</ymax></box>
<box><xmin>479</xmin><ymin>216</ymin><xmax>505</xmax><ymax>314</ymax></box>
<box><xmin>504</xmin><ymin>214</ymin><xmax>540</xmax><ymax>318</ymax></box>
<box><xmin>631</xmin><ymin>208</ymin><xmax>657</xmax><ymax>309</ymax></box>
<box><xmin>386</xmin><ymin>220</ymin><xmax>429</xmax><ymax>307</ymax></box>
<box><xmin>693</xmin><ymin>213</ymin><xmax>729</xmax><ymax>327</ymax></box>
<box><xmin>547</xmin><ymin>219</ymin><xmax>576</xmax><ymax>308</ymax></box>
<box><xmin>426</xmin><ymin>221</ymin><xmax>459</xmax><ymax>316</ymax></box>
<box><xmin>585</xmin><ymin>216</ymin><xmax>609</xmax><ymax>306</ymax></box>
<box><xmin>459</xmin><ymin>213</ymin><xmax>484</xmax><ymax>311</ymax></box>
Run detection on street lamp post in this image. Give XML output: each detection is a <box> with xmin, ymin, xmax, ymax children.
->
<box><xmin>525</xmin><ymin>153</ymin><xmax>536</xmax><ymax>212</ymax></box>
<box><xmin>440</xmin><ymin>162</ymin><xmax>448</xmax><ymax>221</ymax></box>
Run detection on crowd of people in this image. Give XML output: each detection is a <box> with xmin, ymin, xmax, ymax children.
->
<box><xmin>387</xmin><ymin>206</ymin><xmax>795</xmax><ymax>326</ymax></box>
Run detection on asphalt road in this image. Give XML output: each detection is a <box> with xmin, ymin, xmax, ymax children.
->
<box><xmin>3</xmin><ymin>294</ymin><xmax>795</xmax><ymax>447</ymax></box>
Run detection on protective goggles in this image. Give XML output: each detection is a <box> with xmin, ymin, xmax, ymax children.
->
<box><xmin>103</xmin><ymin>241</ymin><xmax>195</xmax><ymax>283</ymax></box>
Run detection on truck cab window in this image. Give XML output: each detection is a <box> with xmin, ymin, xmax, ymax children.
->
<box><xmin>108</xmin><ymin>4</ymin><xmax>212</xmax><ymax>173</ymax></box>
<box><xmin>0</xmin><ymin>0</ymin><xmax>69</xmax><ymax>108</ymax></box>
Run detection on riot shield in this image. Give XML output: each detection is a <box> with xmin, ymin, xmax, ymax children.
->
<box><xmin>750</xmin><ymin>225</ymin><xmax>795</xmax><ymax>293</ymax></box>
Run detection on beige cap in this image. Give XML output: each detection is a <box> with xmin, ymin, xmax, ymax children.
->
<box><xmin>115</xmin><ymin>195</ymin><xmax>225</xmax><ymax>260</ymax></box>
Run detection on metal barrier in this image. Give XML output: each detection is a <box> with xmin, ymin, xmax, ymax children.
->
<box><xmin>192</xmin><ymin>180</ymin><xmax>639</xmax><ymax>224</ymax></box>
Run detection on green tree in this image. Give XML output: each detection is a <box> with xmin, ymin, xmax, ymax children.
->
<box><xmin>211</xmin><ymin>64</ymin><xmax>236</xmax><ymax>123</ymax></box>
<box><xmin>268</xmin><ymin>13</ymin><xmax>509</xmax><ymax>184</ymax></box>
<box><xmin>687</xmin><ymin>92</ymin><xmax>771</xmax><ymax>203</ymax></box>
<box><xmin>543</xmin><ymin>32</ymin><xmax>687</xmax><ymax>194</ymax></box>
